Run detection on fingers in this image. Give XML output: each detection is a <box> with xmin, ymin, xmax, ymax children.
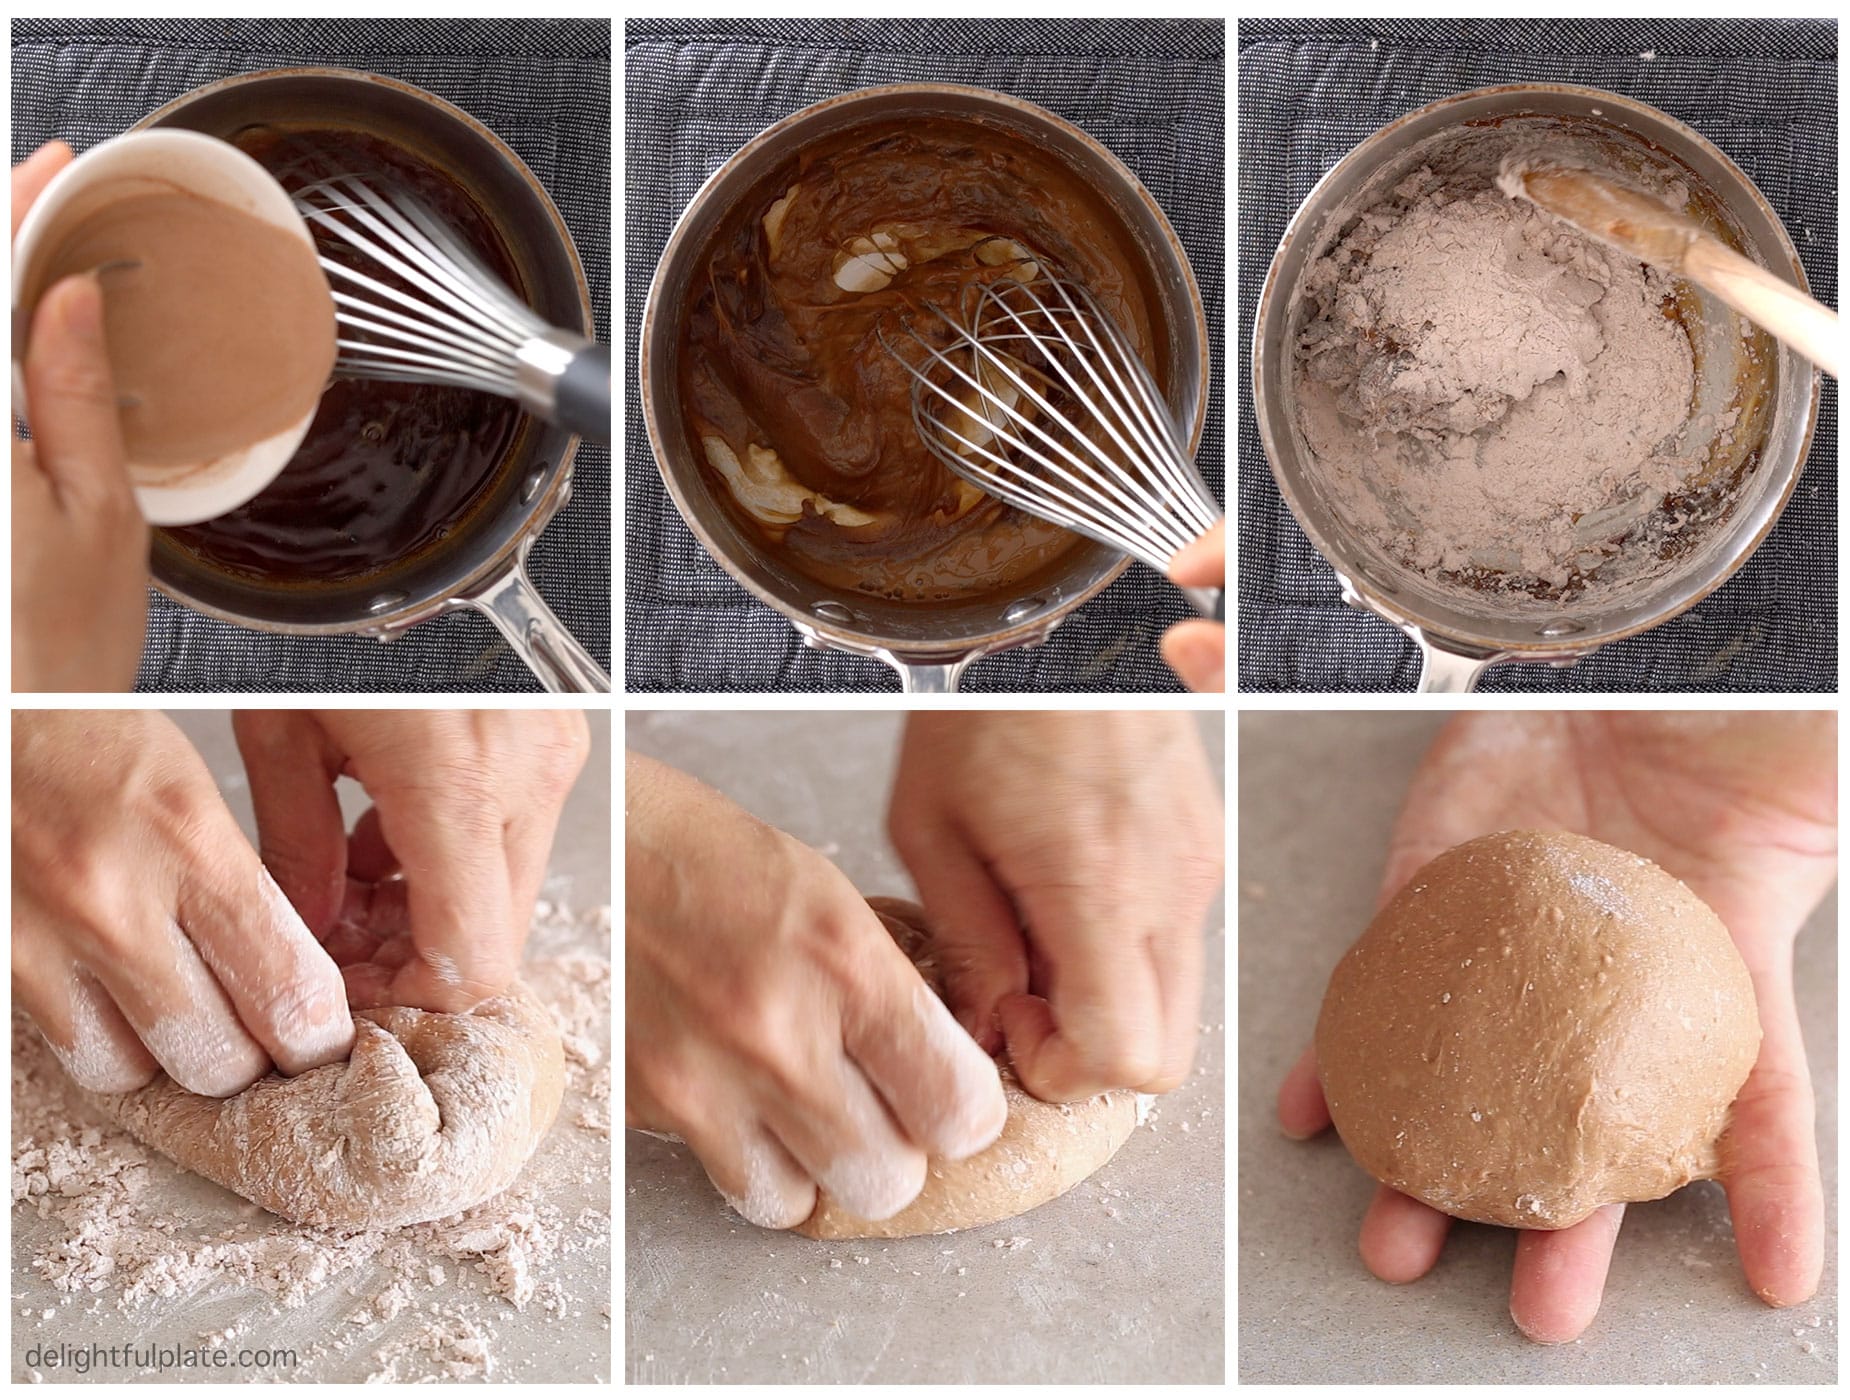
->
<box><xmin>347</xmin><ymin>805</ymin><xmax>400</xmax><ymax>882</ymax></box>
<box><xmin>23</xmin><ymin>274</ymin><xmax>132</xmax><ymax>514</ymax></box>
<box><xmin>14</xmin><ymin>953</ymin><xmax>157</xmax><ymax>1094</ymax></box>
<box><xmin>1721</xmin><ymin>963</ymin><xmax>1824</xmax><ymax>1308</ymax></box>
<box><xmin>366</xmin><ymin>777</ymin><xmax>517</xmax><ymax>1011</ymax></box>
<box><xmin>84</xmin><ymin>916</ymin><xmax>270</xmax><ymax>1097</ymax></box>
<box><xmin>232</xmin><ymin>711</ymin><xmax>348</xmax><ymax>938</ymax></box>
<box><xmin>1358</xmin><ymin>1185</ymin><xmax>1451</xmax><ymax>1283</ymax></box>
<box><xmin>637</xmin><ymin>1043</ymin><xmax>817</xmax><ymax>1230</ymax></box>
<box><xmin>1509</xmin><ymin>1205</ymin><xmax>1625</xmax><ymax>1343</ymax></box>
<box><xmin>12</xmin><ymin>141</ymin><xmax>72</xmax><ymax>238</ymax></box>
<box><xmin>1276</xmin><ymin>1043</ymin><xmax>1332</xmax><ymax>1139</ymax></box>
<box><xmin>841</xmin><ymin>910</ymin><xmax>1006</xmax><ymax>1162</ymax></box>
<box><xmin>1163</xmin><ymin>526</ymin><xmax>1227</xmax><ymax>689</ymax></box>
<box><xmin>1166</xmin><ymin>519</ymin><xmax>1224</xmax><ymax>586</ymax></box>
<box><xmin>499</xmin><ymin>717</ymin><xmax>589</xmax><ymax>941</ymax></box>
<box><xmin>1161</xmin><ymin>619</ymin><xmax>1224</xmax><ymax>692</ymax></box>
<box><xmin>177</xmin><ymin>859</ymin><xmax>355</xmax><ymax>1076</ymax></box>
<box><xmin>886</xmin><ymin>813</ymin><xmax>1029</xmax><ymax>1054</ymax></box>
<box><xmin>1151</xmin><ymin>919</ymin><xmax>1204</xmax><ymax>1091</ymax></box>
<box><xmin>998</xmin><ymin>950</ymin><xmax>1165</xmax><ymax>1100</ymax></box>
<box><xmin>758</xmin><ymin>1055</ymin><xmax>927</xmax><ymax>1222</ymax></box>
<box><xmin>330</xmin><ymin>711</ymin><xmax>585</xmax><ymax>1011</ymax></box>
<box><xmin>685</xmin><ymin>1117</ymin><xmax>816</xmax><ymax>1230</ymax></box>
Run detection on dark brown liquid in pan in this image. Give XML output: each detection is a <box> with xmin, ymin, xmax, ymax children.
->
<box><xmin>161</xmin><ymin>126</ymin><xmax>522</xmax><ymax>585</ymax></box>
<box><xmin>679</xmin><ymin>117</ymin><xmax>1166</xmax><ymax>604</ymax></box>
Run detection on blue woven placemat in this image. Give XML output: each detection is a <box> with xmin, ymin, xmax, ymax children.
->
<box><xmin>1237</xmin><ymin>18</ymin><xmax>1837</xmax><ymax>692</ymax></box>
<box><xmin>624</xmin><ymin>18</ymin><xmax>1225</xmax><ymax>692</ymax></box>
<box><xmin>11</xmin><ymin>18</ymin><xmax>612</xmax><ymax>693</ymax></box>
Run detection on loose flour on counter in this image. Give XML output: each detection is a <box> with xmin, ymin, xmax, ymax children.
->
<box><xmin>11</xmin><ymin>902</ymin><xmax>611</xmax><ymax>1384</ymax></box>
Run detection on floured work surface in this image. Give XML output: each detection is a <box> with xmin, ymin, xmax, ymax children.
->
<box><xmin>11</xmin><ymin>902</ymin><xmax>612</xmax><ymax>1384</ymax></box>
<box><xmin>624</xmin><ymin>995</ymin><xmax>1221</xmax><ymax>1385</ymax></box>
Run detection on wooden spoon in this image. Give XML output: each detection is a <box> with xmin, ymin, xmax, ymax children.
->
<box><xmin>1506</xmin><ymin>163</ymin><xmax>1839</xmax><ymax>379</ymax></box>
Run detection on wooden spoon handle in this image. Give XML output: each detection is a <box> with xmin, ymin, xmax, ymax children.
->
<box><xmin>1682</xmin><ymin>239</ymin><xmax>1840</xmax><ymax>379</ymax></box>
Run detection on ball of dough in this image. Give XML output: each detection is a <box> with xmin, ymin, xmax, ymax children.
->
<box><xmin>1315</xmin><ymin>830</ymin><xmax>1760</xmax><ymax>1230</ymax></box>
<box><xmin>794</xmin><ymin>899</ymin><xmax>1138</xmax><ymax>1240</ymax></box>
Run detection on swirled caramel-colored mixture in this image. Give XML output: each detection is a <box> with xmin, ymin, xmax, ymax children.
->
<box><xmin>679</xmin><ymin>117</ymin><xmax>1163</xmax><ymax>603</ymax></box>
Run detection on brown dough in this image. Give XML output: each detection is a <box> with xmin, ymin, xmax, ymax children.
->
<box><xmin>94</xmin><ymin>982</ymin><xmax>563</xmax><ymax>1231</ymax></box>
<box><xmin>1316</xmin><ymin>830</ymin><xmax>1760</xmax><ymax>1229</ymax></box>
<box><xmin>794</xmin><ymin>898</ymin><xmax>1138</xmax><ymax>1240</ymax></box>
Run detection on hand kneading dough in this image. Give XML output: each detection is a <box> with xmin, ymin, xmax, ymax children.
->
<box><xmin>795</xmin><ymin>898</ymin><xmax>1138</xmax><ymax>1240</ymax></box>
<box><xmin>94</xmin><ymin>982</ymin><xmax>564</xmax><ymax>1230</ymax></box>
<box><xmin>1316</xmin><ymin>831</ymin><xmax>1759</xmax><ymax>1230</ymax></box>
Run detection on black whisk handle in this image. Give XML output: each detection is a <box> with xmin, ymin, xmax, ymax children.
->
<box><xmin>555</xmin><ymin>341</ymin><xmax>611</xmax><ymax>444</ymax></box>
<box><xmin>1182</xmin><ymin>585</ymin><xmax>1223</xmax><ymax>622</ymax></box>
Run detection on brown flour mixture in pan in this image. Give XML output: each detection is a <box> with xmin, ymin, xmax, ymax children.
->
<box><xmin>1292</xmin><ymin>165</ymin><xmax>1729</xmax><ymax>594</ymax></box>
<box><xmin>679</xmin><ymin>118</ymin><xmax>1163</xmax><ymax>603</ymax></box>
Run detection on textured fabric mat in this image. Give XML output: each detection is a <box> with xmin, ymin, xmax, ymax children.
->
<box><xmin>625</xmin><ymin>18</ymin><xmax>1225</xmax><ymax>692</ymax></box>
<box><xmin>1237</xmin><ymin>18</ymin><xmax>1837</xmax><ymax>692</ymax></box>
<box><xmin>11</xmin><ymin>18</ymin><xmax>612</xmax><ymax>693</ymax></box>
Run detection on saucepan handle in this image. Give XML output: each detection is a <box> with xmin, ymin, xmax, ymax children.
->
<box><xmin>882</xmin><ymin>657</ymin><xmax>973</xmax><ymax>693</ymax></box>
<box><xmin>789</xmin><ymin>620</ymin><xmax>984</xmax><ymax>693</ymax></box>
<box><xmin>1413</xmin><ymin>634</ymin><xmax>1495</xmax><ymax>693</ymax></box>
<box><xmin>463</xmin><ymin>565</ymin><xmax>611</xmax><ymax>693</ymax></box>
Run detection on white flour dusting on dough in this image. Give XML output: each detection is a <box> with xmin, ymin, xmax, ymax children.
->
<box><xmin>11</xmin><ymin>901</ymin><xmax>610</xmax><ymax>1383</ymax></box>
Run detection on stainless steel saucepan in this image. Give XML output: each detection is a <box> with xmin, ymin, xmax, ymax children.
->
<box><xmin>1254</xmin><ymin>84</ymin><xmax>1819</xmax><ymax>692</ymax></box>
<box><xmin>640</xmin><ymin>83</ymin><xmax>1209</xmax><ymax>692</ymax></box>
<box><xmin>139</xmin><ymin>69</ymin><xmax>609</xmax><ymax>693</ymax></box>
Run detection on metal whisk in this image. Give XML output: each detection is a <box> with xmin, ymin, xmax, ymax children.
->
<box><xmin>886</xmin><ymin>276</ymin><xmax>1222</xmax><ymax>619</ymax></box>
<box><xmin>292</xmin><ymin>174</ymin><xmax>610</xmax><ymax>443</ymax></box>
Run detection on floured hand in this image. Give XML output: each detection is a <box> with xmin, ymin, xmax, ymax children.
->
<box><xmin>624</xmin><ymin>752</ymin><xmax>1006</xmax><ymax>1229</ymax></box>
<box><xmin>11</xmin><ymin>711</ymin><xmax>353</xmax><ymax>1098</ymax></box>
<box><xmin>888</xmin><ymin>711</ymin><xmax>1223</xmax><ymax>1101</ymax></box>
<box><xmin>233</xmin><ymin>710</ymin><xmax>590</xmax><ymax>1012</ymax></box>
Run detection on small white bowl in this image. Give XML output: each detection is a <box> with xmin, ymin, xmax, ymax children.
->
<box><xmin>11</xmin><ymin>129</ymin><xmax>324</xmax><ymax>526</ymax></box>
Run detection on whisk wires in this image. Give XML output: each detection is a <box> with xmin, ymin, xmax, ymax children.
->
<box><xmin>293</xmin><ymin>175</ymin><xmax>547</xmax><ymax>396</ymax></box>
<box><xmin>885</xmin><ymin>276</ymin><xmax>1219</xmax><ymax>578</ymax></box>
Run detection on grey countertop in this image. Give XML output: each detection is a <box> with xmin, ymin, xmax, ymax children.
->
<box><xmin>624</xmin><ymin>710</ymin><xmax>1225</xmax><ymax>1384</ymax></box>
<box><xmin>11</xmin><ymin>710</ymin><xmax>612</xmax><ymax>1384</ymax></box>
<box><xmin>1237</xmin><ymin>711</ymin><xmax>1837</xmax><ymax>1383</ymax></box>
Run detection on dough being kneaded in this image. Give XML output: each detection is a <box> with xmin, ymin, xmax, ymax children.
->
<box><xmin>795</xmin><ymin>899</ymin><xmax>1138</xmax><ymax>1240</ymax></box>
<box><xmin>94</xmin><ymin>982</ymin><xmax>564</xmax><ymax>1231</ymax></box>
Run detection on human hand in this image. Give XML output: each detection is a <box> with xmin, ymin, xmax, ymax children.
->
<box><xmin>626</xmin><ymin>753</ymin><xmax>1006</xmax><ymax>1228</ymax></box>
<box><xmin>232</xmin><ymin>709</ymin><xmax>590</xmax><ymax>1012</ymax></box>
<box><xmin>888</xmin><ymin>711</ymin><xmax>1222</xmax><ymax>1101</ymax></box>
<box><xmin>1277</xmin><ymin>712</ymin><xmax>1836</xmax><ymax>1341</ymax></box>
<box><xmin>1161</xmin><ymin>519</ymin><xmax>1224</xmax><ymax>692</ymax></box>
<box><xmin>11</xmin><ymin>711</ymin><xmax>353</xmax><ymax>1098</ymax></box>
<box><xmin>12</xmin><ymin>141</ymin><xmax>149</xmax><ymax>692</ymax></box>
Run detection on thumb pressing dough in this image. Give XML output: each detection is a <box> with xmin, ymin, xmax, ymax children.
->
<box><xmin>795</xmin><ymin>898</ymin><xmax>1138</xmax><ymax>1240</ymax></box>
<box><xmin>93</xmin><ymin>982</ymin><xmax>564</xmax><ymax>1231</ymax></box>
<box><xmin>1316</xmin><ymin>830</ymin><xmax>1760</xmax><ymax>1230</ymax></box>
